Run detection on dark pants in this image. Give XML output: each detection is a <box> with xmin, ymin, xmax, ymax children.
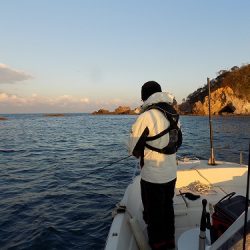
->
<box><xmin>141</xmin><ymin>178</ymin><xmax>176</xmax><ymax>250</ymax></box>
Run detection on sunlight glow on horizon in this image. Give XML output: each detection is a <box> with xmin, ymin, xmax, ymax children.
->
<box><xmin>1</xmin><ymin>1</ymin><xmax>250</xmax><ymax>113</ymax></box>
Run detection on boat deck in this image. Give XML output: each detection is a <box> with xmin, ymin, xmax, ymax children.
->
<box><xmin>105</xmin><ymin>160</ymin><xmax>249</xmax><ymax>250</ymax></box>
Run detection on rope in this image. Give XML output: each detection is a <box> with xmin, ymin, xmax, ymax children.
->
<box><xmin>192</xmin><ymin>168</ymin><xmax>228</xmax><ymax>195</ymax></box>
<box><xmin>185</xmin><ymin>181</ymin><xmax>214</xmax><ymax>194</ymax></box>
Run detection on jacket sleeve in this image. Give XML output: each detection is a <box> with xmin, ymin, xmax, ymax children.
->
<box><xmin>128</xmin><ymin>113</ymin><xmax>149</xmax><ymax>158</ymax></box>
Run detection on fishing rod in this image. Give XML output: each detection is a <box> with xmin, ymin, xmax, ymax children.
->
<box><xmin>207</xmin><ymin>77</ymin><xmax>216</xmax><ymax>165</ymax></box>
<box><xmin>243</xmin><ymin>143</ymin><xmax>250</xmax><ymax>250</ymax></box>
<box><xmin>82</xmin><ymin>155</ymin><xmax>132</xmax><ymax>179</ymax></box>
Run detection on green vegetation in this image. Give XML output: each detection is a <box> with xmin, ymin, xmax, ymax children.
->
<box><xmin>186</xmin><ymin>64</ymin><xmax>250</xmax><ymax>104</ymax></box>
<box><xmin>218</xmin><ymin>64</ymin><xmax>250</xmax><ymax>101</ymax></box>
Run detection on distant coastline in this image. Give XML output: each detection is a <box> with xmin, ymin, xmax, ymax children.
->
<box><xmin>92</xmin><ymin>107</ymin><xmax>250</xmax><ymax>116</ymax></box>
<box><xmin>92</xmin><ymin>106</ymin><xmax>139</xmax><ymax>115</ymax></box>
<box><xmin>44</xmin><ymin>113</ymin><xmax>65</xmax><ymax>117</ymax></box>
<box><xmin>179</xmin><ymin>113</ymin><xmax>250</xmax><ymax>117</ymax></box>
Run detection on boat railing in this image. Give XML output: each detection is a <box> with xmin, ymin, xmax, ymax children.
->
<box><xmin>213</xmin><ymin>147</ymin><xmax>248</xmax><ymax>165</ymax></box>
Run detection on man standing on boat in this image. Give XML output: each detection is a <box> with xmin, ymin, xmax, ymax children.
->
<box><xmin>129</xmin><ymin>81</ymin><xmax>182</xmax><ymax>250</ymax></box>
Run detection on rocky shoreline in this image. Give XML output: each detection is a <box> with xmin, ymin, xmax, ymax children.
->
<box><xmin>92</xmin><ymin>106</ymin><xmax>139</xmax><ymax>115</ymax></box>
<box><xmin>178</xmin><ymin>64</ymin><xmax>250</xmax><ymax>115</ymax></box>
<box><xmin>93</xmin><ymin>64</ymin><xmax>250</xmax><ymax>116</ymax></box>
<box><xmin>178</xmin><ymin>86</ymin><xmax>250</xmax><ymax>115</ymax></box>
<box><xmin>92</xmin><ymin>107</ymin><xmax>250</xmax><ymax>116</ymax></box>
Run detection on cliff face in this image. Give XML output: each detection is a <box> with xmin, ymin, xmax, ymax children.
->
<box><xmin>114</xmin><ymin>106</ymin><xmax>131</xmax><ymax>114</ymax></box>
<box><xmin>179</xmin><ymin>64</ymin><xmax>250</xmax><ymax>115</ymax></box>
<box><xmin>192</xmin><ymin>86</ymin><xmax>250</xmax><ymax>115</ymax></box>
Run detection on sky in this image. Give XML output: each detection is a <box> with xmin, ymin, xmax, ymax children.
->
<box><xmin>0</xmin><ymin>0</ymin><xmax>250</xmax><ymax>113</ymax></box>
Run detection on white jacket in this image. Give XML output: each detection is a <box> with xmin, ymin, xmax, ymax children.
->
<box><xmin>128</xmin><ymin>92</ymin><xmax>177</xmax><ymax>184</ymax></box>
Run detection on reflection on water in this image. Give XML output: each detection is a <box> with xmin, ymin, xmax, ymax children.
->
<box><xmin>0</xmin><ymin>114</ymin><xmax>249</xmax><ymax>249</ymax></box>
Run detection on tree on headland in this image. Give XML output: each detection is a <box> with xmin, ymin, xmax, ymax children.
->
<box><xmin>185</xmin><ymin>64</ymin><xmax>250</xmax><ymax>104</ymax></box>
<box><xmin>179</xmin><ymin>63</ymin><xmax>250</xmax><ymax>115</ymax></box>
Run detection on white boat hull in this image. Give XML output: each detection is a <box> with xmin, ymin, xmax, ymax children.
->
<box><xmin>105</xmin><ymin>160</ymin><xmax>249</xmax><ymax>250</ymax></box>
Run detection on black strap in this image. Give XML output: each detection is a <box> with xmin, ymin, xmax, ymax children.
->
<box><xmin>166</xmin><ymin>113</ymin><xmax>179</xmax><ymax>129</ymax></box>
<box><xmin>145</xmin><ymin>106</ymin><xmax>179</xmax><ymax>141</ymax></box>
<box><xmin>145</xmin><ymin>143</ymin><xmax>176</xmax><ymax>154</ymax></box>
<box><xmin>145</xmin><ymin>143</ymin><xmax>164</xmax><ymax>153</ymax></box>
<box><xmin>145</xmin><ymin>127</ymin><xmax>171</xmax><ymax>141</ymax></box>
<box><xmin>147</xmin><ymin>104</ymin><xmax>179</xmax><ymax>125</ymax></box>
<box><xmin>132</xmin><ymin>127</ymin><xmax>149</xmax><ymax>168</ymax></box>
<box><xmin>138</xmin><ymin>103</ymin><xmax>180</xmax><ymax>165</ymax></box>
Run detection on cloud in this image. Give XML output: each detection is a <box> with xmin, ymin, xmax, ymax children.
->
<box><xmin>0</xmin><ymin>92</ymin><xmax>27</xmax><ymax>104</ymax></box>
<box><xmin>0</xmin><ymin>92</ymin><xmax>94</xmax><ymax>113</ymax></box>
<box><xmin>0</xmin><ymin>92</ymin><xmax>139</xmax><ymax>113</ymax></box>
<box><xmin>0</xmin><ymin>64</ymin><xmax>33</xmax><ymax>84</ymax></box>
<box><xmin>80</xmin><ymin>98</ymin><xmax>89</xmax><ymax>103</ymax></box>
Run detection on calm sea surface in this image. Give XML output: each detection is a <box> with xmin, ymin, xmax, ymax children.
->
<box><xmin>0</xmin><ymin>114</ymin><xmax>249</xmax><ymax>249</ymax></box>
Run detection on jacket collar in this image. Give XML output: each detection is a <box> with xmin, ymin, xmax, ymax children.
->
<box><xmin>141</xmin><ymin>92</ymin><xmax>174</xmax><ymax>111</ymax></box>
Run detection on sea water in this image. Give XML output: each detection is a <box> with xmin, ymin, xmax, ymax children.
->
<box><xmin>0</xmin><ymin>114</ymin><xmax>249</xmax><ymax>249</ymax></box>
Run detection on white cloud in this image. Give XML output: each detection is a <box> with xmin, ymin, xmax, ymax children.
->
<box><xmin>0</xmin><ymin>92</ymin><xmax>27</xmax><ymax>104</ymax></box>
<box><xmin>0</xmin><ymin>64</ymin><xmax>33</xmax><ymax>84</ymax></box>
<box><xmin>0</xmin><ymin>92</ymin><xmax>139</xmax><ymax>113</ymax></box>
<box><xmin>0</xmin><ymin>92</ymin><xmax>94</xmax><ymax>112</ymax></box>
<box><xmin>0</xmin><ymin>92</ymin><xmax>8</xmax><ymax>101</ymax></box>
<box><xmin>80</xmin><ymin>98</ymin><xmax>89</xmax><ymax>103</ymax></box>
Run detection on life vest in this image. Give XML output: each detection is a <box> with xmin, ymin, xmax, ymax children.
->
<box><xmin>144</xmin><ymin>102</ymin><xmax>182</xmax><ymax>155</ymax></box>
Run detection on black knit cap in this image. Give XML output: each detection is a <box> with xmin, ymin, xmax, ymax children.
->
<box><xmin>141</xmin><ymin>81</ymin><xmax>162</xmax><ymax>101</ymax></box>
